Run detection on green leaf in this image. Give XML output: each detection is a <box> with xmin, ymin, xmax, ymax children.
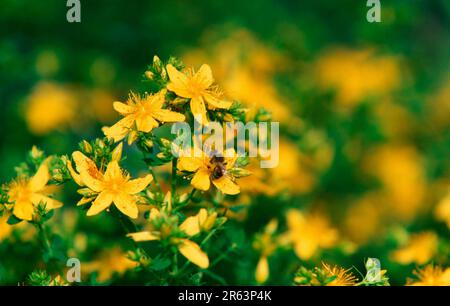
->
<box><xmin>7</xmin><ymin>214</ymin><xmax>22</xmax><ymax>225</ymax></box>
<box><xmin>150</xmin><ymin>257</ymin><xmax>171</xmax><ymax>271</ymax></box>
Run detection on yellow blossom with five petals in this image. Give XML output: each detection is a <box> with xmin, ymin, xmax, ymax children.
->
<box><xmin>282</xmin><ymin>210</ymin><xmax>338</xmax><ymax>260</ymax></box>
<box><xmin>8</xmin><ymin>159</ymin><xmax>63</xmax><ymax>221</ymax></box>
<box><xmin>178</xmin><ymin>148</ymin><xmax>240</xmax><ymax>195</ymax></box>
<box><xmin>69</xmin><ymin>151</ymin><xmax>152</xmax><ymax>219</ymax></box>
<box><xmin>102</xmin><ymin>90</ymin><xmax>185</xmax><ymax>143</ymax></box>
<box><xmin>166</xmin><ymin>64</ymin><xmax>232</xmax><ymax>124</ymax></box>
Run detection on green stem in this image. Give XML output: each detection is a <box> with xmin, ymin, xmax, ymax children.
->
<box><xmin>171</xmin><ymin>158</ymin><xmax>177</xmax><ymax>202</ymax></box>
<box><xmin>186</xmin><ymin>188</ymin><xmax>197</xmax><ymax>203</ymax></box>
<box><xmin>35</xmin><ymin>222</ymin><xmax>53</xmax><ymax>259</ymax></box>
<box><xmin>148</xmin><ymin>167</ymin><xmax>162</xmax><ymax>192</ymax></box>
<box><xmin>172</xmin><ymin>252</ymin><xmax>179</xmax><ymax>276</ymax></box>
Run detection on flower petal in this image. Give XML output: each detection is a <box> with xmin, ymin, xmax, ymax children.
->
<box><xmin>127</xmin><ymin>231</ymin><xmax>160</xmax><ymax>242</ymax></box>
<box><xmin>135</xmin><ymin>115</ymin><xmax>159</xmax><ymax>133</ymax></box>
<box><xmin>180</xmin><ymin>215</ymin><xmax>200</xmax><ymax>236</ymax></box>
<box><xmin>166</xmin><ymin>64</ymin><xmax>191</xmax><ymax>98</ymax></box>
<box><xmin>13</xmin><ymin>200</ymin><xmax>34</xmax><ymax>221</ymax></box>
<box><xmin>178</xmin><ymin>157</ymin><xmax>202</xmax><ymax>172</ymax></box>
<box><xmin>29</xmin><ymin>162</ymin><xmax>50</xmax><ymax>192</ymax></box>
<box><xmin>152</xmin><ymin>109</ymin><xmax>185</xmax><ymax>123</ymax></box>
<box><xmin>113</xmin><ymin>101</ymin><xmax>135</xmax><ymax>115</ymax></box>
<box><xmin>178</xmin><ymin>239</ymin><xmax>209</xmax><ymax>269</ymax></box>
<box><xmin>190</xmin><ymin>97</ymin><xmax>208</xmax><ymax>125</ymax></box>
<box><xmin>149</xmin><ymin>208</ymin><xmax>161</xmax><ymax>222</ymax></box>
<box><xmin>293</xmin><ymin>239</ymin><xmax>317</xmax><ymax>260</ymax></box>
<box><xmin>104</xmin><ymin>161</ymin><xmax>123</xmax><ymax>181</ymax></box>
<box><xmin>72</xmin><ymin>152</ymin><xmax>104</xmax><ymax>192</ymax></box>
<box><xmin>198</xmin><ymin>208</ymin><xmax>208</xmax><ymax>225</ymax></box>
<box><xmin>193</xmin><ymin>64</ymin><xmax>214</xmax><ymax>89</ymax></box>
<box><xmin>147</xmin><ymin>90</ymin><xmax>166</xmax><ymax>110</ymax></box>
<box><xmin>87</xmin><ymin>192</ymin><xmax>113</xmax><ymax>216</ymax></box>
<box><xmin>67</xmin><ymin>160</ymin><xmax>84</xmax><ymax>186</ymax></box>
<box><xmin>224</xmin><ymin>148</ymin><xmax>237</xmax><ymax>169</ymax></box>
<box><xmin>77</xmin><ymin>197</ymin><xmax>95</xmax><ymax>206</ymax></box>
<box><xmin>255</xmin><ymin>256</ymin><xmax>269</xmax><ymax>284</ymax></box>
<box><xmin>212</xmin><ymin>176</ymin><xmax>240</xmax><ymax>195</ymax></box>
<box><xmin>124</xmin><ymin>174</ymin><xmax>153</xmax><ymax>194</ymax></box>
<box><xmin>111</xmin><ymin>142</ymin><xmax>123</xmax><ymax>162</ymax></box>
<box><xmin>191</xmin><ymin>168</ymin><xmax>211</xmax><ymax>191</ymax></box>
<box><xmin>203</xmin><ymin>92</ymin><xmax>232</xmax><ymax>110</ymax></box>
<box><xmin>31</xmin><ymin>194</ymin><xmax>63</xmax><ymax>209</ymax></box>
<box><xmin>113</xmin><ymin>193</ymin><xmax>138</xmax><ymax>219</ymax></box>
<box><xmin>102</xmin><ymin>115</ymin><xmax>135</xmax><ymax>142</ymax></box>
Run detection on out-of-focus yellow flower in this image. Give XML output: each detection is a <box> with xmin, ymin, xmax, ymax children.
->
<box><xmin>374</xmin><ymin>99</ymin><xmax>416</xmax><ymax>140</ymax></box>
<box><xmin>178</xmin><ymin>148</ymin><xmax>240</xmax><ymax>195</ymax></box>
<box><xmin>407</xmin><ymin>265</ymin><xmax>450</xmax><ymax>286</ymax></box>
<box><xmin>253</xmin><ymin>219</ymin><xmax>278</xmax><ymax>284</ymax></box>
<box><xmin>391</xmin><ymin>232</ymin><xmax>438</xmax><ymax>265</ymax></box>
<box><xmin>103</xmin><ymin>90</ymin><xmax>185</xmax><ymax>143</ymax></box>
<box><xmin>240</xmin><ymin>139</ymin><xmax>316</xmax><ymax>196</ymax></box>
<box><xmin>0</xmin><ymin>213</ymin><xmax>13</xmax><ymax>241</ymax></box>
<box><xmin>364</xmin><ymin>145</ymin><xmax>426</xmax><ymax>221</ymax></box>
<box><xmin>166</xmin><ymin>64</ymin><xmax>232</xmax><ymax>124</ymax></box>
<box><xmin>128</xmin><ymin>208</ymin><xmax>210</xmax><ymax>269</ymax></box>
<box><xmin>272</xmin><ymin>140</ymin><xmax>315</xmax><ymax>194</ymax></box>
<box><xmin>183</xmin><ymin>29</ymin><xmax>297</xmax><ymax>124</ymax></box>
<box><xmin>343</xmin><ymin>194</ymin><xmax>383</xmax><ymax>244</ymax></box>
<box><xmin>69</xmin><ymin>150</ymin><xmax>152</xmax><ymax>219</ymax></box>
<box><xmin>255</xmin><ymin>256</ymin><xmax>269</xmax><ymax>284</ymax></box>
<box><xmin>428</xmin><ymin>78</ymin><xmax>450</xmax><ymax>129</ymax></box>
<box><xmin>82</xmin><ymin>247</ymin><xmax>137</xmax><ymax>282</ymax></box>
<box><xmin>435</xmin><ymin>191</ymin><xmax>450</xmax><ymax>229</ymax></box>
<box><xmin>89</xmin><ymin>89</ymin><xmax>118</xmax><ymax>123</ymax></box>
<box><xmin>25</xmin><ymin>82</ymin><xmax>78</xmax><ymax>135</ymax></box>
<box><xmin>8</xmin><ymin>159</ymin><xmax>63</xmax><ymax>221</ymax></box>
<box><xmin>315</xmin><ymin>48</ymin><xmax>401</xmax><ymax>108</ymax></box>
<box><xmin>283</xmin><ymin>210</ymin><xmax>338</xmax><ymax>260</ymax></box>
<box><xmin>322</xmin><ymin>263</ymin><xmax>358</xmax><ymax>286</ymax></box>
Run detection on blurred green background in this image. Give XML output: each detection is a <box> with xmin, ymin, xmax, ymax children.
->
<box><xmin>0</xmin><ymin>0</ymin><xmax>449</xmax><ymax>285</ymax></box>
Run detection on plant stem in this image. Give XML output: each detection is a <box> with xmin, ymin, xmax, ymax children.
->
<box><xmin>186</xmin><ymin>188</ymin><xmax>197</xmax><ymax>203</ymax></box>
<box><xmin>35</xmin><ymin>222</ymin><xmax>53</xmax><ymax>259</ymax></box>
<box><xmin>171</xmin><ymin>158</ymin><xmax>177</xmax><ymax>202</ymax></box>
<box><xmin>148</xmin><ymin>167</ymin><xmax>162</xmax><ymax>191</ymax></box>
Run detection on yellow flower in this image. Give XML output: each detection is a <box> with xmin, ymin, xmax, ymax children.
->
<box><xmin>166</xmin><ymin>64</ymin><xmax>232</xmax><ymax>124</ymax></box>
<box><xmin>435</xmin><ymin>192</ymin><xmax>450</xmax><ymax>229</ymax></box>
<box><xmin>343</xmin><ymin>193</ymin><xmax>383</xmax><ymax>244</ymax></box>
<box><xmin>178</xmin><ymin>148</ymin><xmax>240</xmax><ymax>195</ymax></box>
<box><xmin>69</xmin><ymin>151</ymin><xmax>152</xmax><ymax>219</ymax></box>
<box><xmin>253</xmin><ymin>219</ymin><xmax>278</xmax><ymax>284</ymax></box>
<box><xmin>179</xmin><ymin>208</ymin><xmax>218</xmax><ymax>236</ymax></box>
<box><xmin>102</xmin><ymin>90</ymin><xmax>185</xmax><ymax>143</ymax></box>
<box><xmin>322</xmin><ymin>263</ymin><xmax>358</xmax><ymax>286</ymax></box>
<box><xmin>391</xmin><ymin>232</ymin><xmax>438</xmax><ymax>265</ymax></box>
<box><xmin>8</xmin><ymin>159</ymin><xmax>63</xmax><ymax>221</ymax></box>
<box><xmin>408</xmin><ymin>265</ymin><xmax>450</xmax><ymax>286</ymax></box>
<box><xmin>0</xmin><ymin>213</ymin><xmax>13</xmax><ymax>242</ymax></box>
<box><xmin>283</xmin><ymin>210</ymin><xmax>338</xmax><ymax>260</ymax></box>
<box><xmin>364</xmin><ymin>145</ymin><xmax>425</xmax><ymax>221</ymax></box>
<box><xmin>255</xmin><ymin>256</ymin><xmax>269</xmax><ymax>284</ymax></box>
<box><xmin>182</xmin><ymin>29</ymin><xmax>297</xmax><ymax>123</ymax></box>
<box><xmin>127</xmin><ymin>208</ymin><xmax>210</xmax><ymax>269</ymax></box>
<box><xmin>82</xmin><ymin>247</ymin><xmax>137</xmax><ymax>282</ymax></box>
<box><xmin>25</xmin><ymin>82</ymin><xmax>77</xmax><ymax>135</ymax></box>
<box><xmin>315</xmin><ymin>48</ymin><xmax>400</xmax><ymax>108</ymax></box>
